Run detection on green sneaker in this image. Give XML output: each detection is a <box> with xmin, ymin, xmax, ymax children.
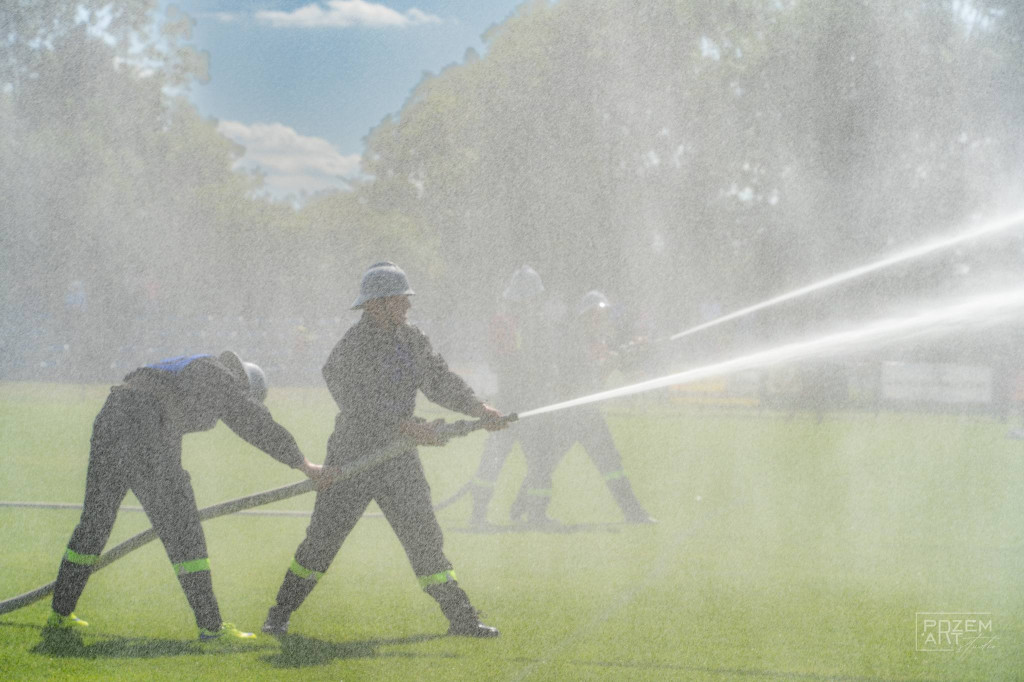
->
<box><xmin>198</xmin><ymin>622</ymin><xmax>257</xmax><ymax>645</ymax></box>
<box><xmin>45</xmin><ymin>611</ymin><xmax>89</xmax><ymax>630</ymax></box>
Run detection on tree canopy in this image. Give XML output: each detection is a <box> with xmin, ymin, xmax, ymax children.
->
<box><xmin>362</xmin><ymin>0</ymin><xmax>1024</xmax><ymax>331</ymax></box>
<box><xmin>2</xmin><ymin>0</ymin><xmax>1023</xmax><ymax>380</ymax></box>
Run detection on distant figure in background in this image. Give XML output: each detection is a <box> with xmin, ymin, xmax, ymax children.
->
<box><xmin>468</xmin><ymin>265</ymin><xmax>562</xmax><ymax>527</ymax></box>
<box><xmin>263</xmin><ymin>262</ymin><xmax>509</xmax><ymax>639</ymax></box>
<box><xmin>510</xmin><ymin>290</ymin><xmax>654</xmax><ymax>525</ymax></box>
<box><xmin>46</xmin><ymin>351</ymin><xmax>323</xmax><ymax>645</ymax></box>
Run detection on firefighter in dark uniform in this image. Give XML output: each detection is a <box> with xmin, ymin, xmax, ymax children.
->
<box><xmin>46</xmin><ymin>351</ymin><xmax>323</xmax><ymax>643</ymax></box>
<box><xmin>262</xmin><ymin>262</ymin><xmax>508</xmax><ymax>638</ymax></box>
<box><xmin>510</xmin><ymin>291</ymin><xmax>654</xmax><ymax>524</ymax></box>
<box><xmin>469</xmin><ymin>265</ymin><xmax>561</xmax><ymax>527</ymax></box>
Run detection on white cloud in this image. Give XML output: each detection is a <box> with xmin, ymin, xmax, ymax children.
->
<box><xmin>190</xmin><ymin>11</ymin><xmax>242</xmax><ymax>23</ymax></box>
<box><xmin>217</xmin><ymin>120</ymin><xmax>361</xmax><ymax>198</ymax></box>
<box><xmin>256</xmin><ymin>0</ymin><xmax>441</xmax><ymax>29</ymax></box>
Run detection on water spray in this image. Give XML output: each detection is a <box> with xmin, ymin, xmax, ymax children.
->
<box><xmin>521</xmin><ymin>286</ymin><xmax>1024</xmax><ymax>419</ymax></box>
<box><xmin>669</xmin><ymin>209</ymin><xmax>1024</xmax><ymax>342</ymax></box>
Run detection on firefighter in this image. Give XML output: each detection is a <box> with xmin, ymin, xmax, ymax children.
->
<box><xmin>510</xmin><ymin>290</ymin><xmax>654</xmax><ymax>525</ymax></box>
<box><xmin>263</xmin><ymin>262</ymin><xmax>509</xmax><ymax>638</ymax></box>
<box><xmin>46</xmin><ymin>351</ymin><xmax>323</xmax><ymax>644</ymax></box>
<box><xmin>468</xmin><ymin>265</ymin><xmax>562</xmax><ymax>527</ymax></box>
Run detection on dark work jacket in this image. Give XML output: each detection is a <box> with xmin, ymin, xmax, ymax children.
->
<box><xmin>487</xmin><ymin>308</ymin><xmax>559</xmax><ymax>410</ymax></box>
<box><xmin>556</xmin><ymin>325</ymin><xmax>623</xmax><ymax>401</ymax></box>
<box><xmin>323</xmin><ymin>317</ymin><xmax>482</xmax><ymax>465</ymax></box>
<box><xmin>119</xmin><ymin>354</ymin><xmax>304</xmax><ymax>468</ymax></box>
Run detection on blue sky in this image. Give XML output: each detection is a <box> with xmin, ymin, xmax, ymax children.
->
<box><xmin>169</xmin><ymin>0</ymin><xmax>527</xmax><ymax>197</ymax></box>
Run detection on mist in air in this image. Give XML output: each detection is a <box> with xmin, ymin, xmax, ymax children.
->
<box><xmin>2</xmin><ymin>2</ymin><xmax>1024</xmax><ymax>672</ymax></box>
<box><xmin>2</xmin><ymin>0</ymin><xmax>1023</xmax><ymax>391</ymax></box>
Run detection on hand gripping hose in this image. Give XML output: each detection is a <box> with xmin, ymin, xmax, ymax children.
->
<box><xmin>0</xmin><ymin>414</ymin><xmax>516</xmax><ymax>616</ymax></box>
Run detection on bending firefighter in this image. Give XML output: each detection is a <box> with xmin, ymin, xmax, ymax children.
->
<box><xmin>263</xmin><ymin>262</ymin><xmax>509</xmax><ymax>638</ymax></box>
<box><xmin>47</xmin><ymin>352</ymin><xmax>323</xmax><ymax>644</ymax></box>
<box><xmin>510</xmin><ymin>290</ymin><xmax>655</xmax><ymax>525</ymax></box>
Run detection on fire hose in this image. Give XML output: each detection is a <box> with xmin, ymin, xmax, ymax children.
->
<box><xmin>0</xmin><ymin>414</ymin><xmax>516</xmax><ymax>616</ymax></box>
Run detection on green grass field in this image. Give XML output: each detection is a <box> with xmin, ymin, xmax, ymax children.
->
<box><xmin>1</xmin><ymin>382</ymin><xmax>1022</xmax><ymax>680</ymax></box>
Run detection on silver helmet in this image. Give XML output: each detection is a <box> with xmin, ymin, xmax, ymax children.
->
<box><xmin>351</xmin><ymin>261</ymin><xmax>415</xmax><ymax>310</ymax></box>
<box><xmin>219</xmin><ymin>350</ymin><xmax>268</xmax><ymax>402</ymax></box>
<box><xmin>577</xmin><ymin>290</ymin><xmax>611</xmax><ymax>317</ymax></box>
<box><xmin>502</xmin><ymin>265</ymin><xmax>545</xmax><ymax>303</ymax></box>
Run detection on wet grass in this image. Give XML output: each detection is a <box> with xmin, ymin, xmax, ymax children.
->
<box><xmin>1</xmin><ymin>383</ymin><xmax>1022</xmax><ymax>680</ymax></box>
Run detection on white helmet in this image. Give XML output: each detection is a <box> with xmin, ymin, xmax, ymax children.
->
<box><xmin>219</xmin><ymin>350</ymin><xmax>268</xmax><ymax>402</ymax></box>
<box><xmin>577</xmin><ymin>290</ymin><xmax>611</xmax><ymax>317</ymax></box>
<box><xmin>502</xmin><ymin>265</ymin><xmax>544</xmax><ymax>303</ymax></box>
<box><xmin>351</xmin><ymin>261</ymin><xmax>415</xmax><ymax>310</ymax></box>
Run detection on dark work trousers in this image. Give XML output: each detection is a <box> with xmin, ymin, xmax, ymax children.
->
<box><xmin>271</xmin><ymin>450</ymin><xmax>483</xmax><ymax>631</ymax></box>
<box><xmin>293</xmin><ymin>452</ymin><xmax>451</xmax><ymax>578</ymax></box>
<box><xmin>52</xmin><ymin>388</ymin><xmax>219</xmax><ymax>629</ymax></box>
<box><xmin>569</xmin><ymin>407</ymin><xmax>625</xmax><ymax>474</ymax></box>
<box><xmin>511</xmin><ymin>406</ymin><xmax>648</xmax><ymax>521</ymax></box>
<box><xmin>471</xmin><ymin>419</ymin><xmax>553</xmax><ymax>522</ymax></box>
<box><xmin>471</xmin><ymin>428</ymin><xmax>518</xmax><ymax>523</ymax></box>
<box><xmin>474</xmin><ymin>428</ymin><xmax>517</xmax><ymax>486</ymax></box>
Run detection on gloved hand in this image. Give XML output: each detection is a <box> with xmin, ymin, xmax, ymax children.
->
<box><xmin>477</xmin><ymin>404</ymin><xmax>510</xmax><ymax>431</ymax></box>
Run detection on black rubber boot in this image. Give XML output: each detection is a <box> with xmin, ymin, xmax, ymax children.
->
<box><xmin>508</xmin><ymin>484</ymin><xmax>528</xmax><ymax>523</ymax></box>
<box><xmin>178</xmin><ymin>570</ymin><xmax>222</xmax><ymax>632</ymax></box>
<box><xmin>522</xmin><ymin>494</ymin><xmax>559</xmax><ymax>528</ymax></box>
<box><xmin>606</xmin><ymin>477</ymin><xmax>656</xmax><ymax>524</ymax></box>
<box><xmin>263</xmin><ymin>568</ymin><xmax>318</xmax><ymax>635</ymax></box>
<box><xmin>51</xmin><ymin>559</ymin><xmax>92</xmax><ymax>618</ymax></box>
<box><xmin>262</xmin><ymin>605</ymin><xmax>291</xmax><ymax>637</ymax></box>
<box><xmin>425</xmin><ymin>582</ymin><xmax>499</xmax><ymax>638</ymax></box>
<box><xmin>468</xmin><ymin>482</ymin><xmax>494</xmax><ymax>527</ymax></box>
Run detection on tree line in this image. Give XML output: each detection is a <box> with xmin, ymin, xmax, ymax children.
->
<box><xmin>2</xmin><ymin>0</ymin><xmax>1022</xmax><ymax>379</ymax></box>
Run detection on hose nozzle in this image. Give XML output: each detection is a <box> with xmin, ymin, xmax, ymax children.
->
<box><xmin>438</xmin><ymin>412</ymin><xmax>518</xmax><ymax>438</ymax></box>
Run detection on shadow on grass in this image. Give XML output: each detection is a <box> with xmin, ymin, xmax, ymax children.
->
<box><xmin>263</xmin><ymin>632</ymin><xmax>449</xmax><ymax>668</ymax></box>
<box><xmin>31</xmin><ymin>631</ymin><xmax>195</xmax><ymax>659</ymax></box>
<box><xmin>22</xmin><ymin>624</ymin><xmax>272</xmax><ymax>659</ymax></box>
<box><xmin>450</xmin><ymin>522</ymin><xmax>623</xmax><ymax>535</ymax></box>
<box><xmin>9</xmin><ymin>620</ymin><xmax>447</xmax><ymax>665</ymax></box>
